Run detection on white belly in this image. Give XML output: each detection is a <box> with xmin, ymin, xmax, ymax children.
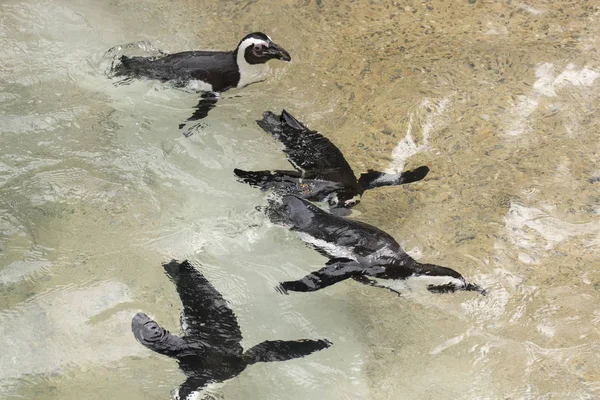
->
<box><xmin>176</xmin><ymin>381</ymin><xmax>225</xmax><ymax>400</ymax></box>
<box><xmin>297</xmin><ymin>232</ymin><xmax>357</xmax><ymax>261</ymax></box>
<box><xmin>185</xmin><ymin>79</ymin><xmax>214</xmax><ymax>93</ymax></box>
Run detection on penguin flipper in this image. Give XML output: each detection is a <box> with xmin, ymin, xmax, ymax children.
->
<box><xmin>280</xmin><ymin>109</ymin><xmax>308</xmax><ymax>130</ymax></box>
<box><xmin>278</xmin><ymin>258</ymin><xmax>364</xmax><ymax>293</ymax></box>
<box><xmin>243</xmin><ymin>339</ymin><xmax>331</xmax><ymax>365</ymax></box>
<box><xmin>131</xmin><ymin>312</ymin><xmax>190</xmax><ymax>358</ymax></box>
<box><xmin>185</xmin><ymin>92</ymin><xmax>219</xmax><ymax>123</ymax></box>
<box><xmin>177</xmin><ymin>377</ymin><xmax>211</xmax><ymax>400</ymax></box>
<box><xmin>233</xmin><ymin>169</ymin><xmax>301</xmax><ymax>190</ymax></box>
<box><xmin>257</xmin><ymin>110</ymin><xmax>356</xmax><ymax>183</ymax></box>
<box><xmin>179</xmin><ymin>92</ymin><xmax>220</xmax><ymax>135</ymax></box>
<box><xmin>162</xmin><ymin>260</ymin><xmax>243</xmax><ymax>351</ymax></box>
<box><xmin>358</xmin><ymin>166</ymin><xmax>430</xmax><ymax>190</ymax></box>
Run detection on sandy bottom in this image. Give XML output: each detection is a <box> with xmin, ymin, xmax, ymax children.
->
<box><xmin>1</xmin><ymin>0</ymin><xmax>599</xmax><ymax>398</ymax></box>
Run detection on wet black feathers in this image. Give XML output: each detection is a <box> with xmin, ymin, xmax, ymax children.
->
<box><xmin>163</xmin><ymin>260</ymin><xmax>242</xmax><ymax>351</ymax></box>
<box><xmin>113</xmin><ymin>51</ymin><xmax>240</xmax><ymax>92</ymax></box>
<box><xmin>132</xmin><ymin>260</ymin><xmax>332</xmax><ymax>398</ymax></box>
<box><xmin>259</xmin><ymin>110</ymin><xmax>357</xmax><ymax>185</ymax></box>
<box><xmin>243</xmin><ymin>339</ymin><xmax>331</xmax><ymax>365</ymax></box>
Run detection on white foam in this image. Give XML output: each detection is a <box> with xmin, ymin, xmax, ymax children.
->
<box><xmin>386</xmin><ymin>98</ymin><xmax>450</xmax><ymax>173</ymax></box>
<box><xmin>516</xmin><ymin>2</ymin><xmax>543</xmax><ymax>15</ymax></box>
<box><xmin>504</xmin><ymin>201</ymin><xmax>600</xmax><ymax>252</ymax></box>
<box><xmin>430</xmin><ymin>333</ymin><xmax>466</xmax><ymax>355</ymax></box>
<box><xmin>506</xmin><ymin>63</ymin><xmax>600</xmax><ymax>136</ymax></box>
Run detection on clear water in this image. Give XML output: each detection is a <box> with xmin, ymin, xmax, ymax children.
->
<box><xmin>1</xmin><ymin>0</ymin><xmax>599</xmax><ymax>399</ymax></box>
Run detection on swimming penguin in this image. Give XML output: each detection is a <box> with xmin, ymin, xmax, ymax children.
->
<box><xmin>112</xmin><ymin>32</ymin><xmax>291</xmax><ymax>125</ymax></box>
<box><xmin>234</xmin><ymin>110</ymin><xmax>429</xmax><ymax>214</ymax></box>
<box><xmin>132</xmin><ymin>260</ymin><xmax>331</xmax><ymax>400</ymax></box>
<box><xmin>268</xmin><ymin>195</ymin><xmax>484</xmax><ymax>296</ymax></box>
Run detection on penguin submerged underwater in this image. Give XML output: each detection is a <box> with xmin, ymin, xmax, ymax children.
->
<box><xmin>112</xmin><ymin>32</ymin><xmax>291</xmax><ymax>126</ymax></box>
<box><xmin>268</xmin><ymin>196</ymin><xmax>485</xmax><ymax>296</ymax></box>
<box><xmin>234</xmin><ymin>110</ymin><xmax>430</xmax><ymax>215</ymax></box>
<box><xmin>132</xmin><ymin>260</ymin><xmax>331</xmax><ymax>400</ymax></box>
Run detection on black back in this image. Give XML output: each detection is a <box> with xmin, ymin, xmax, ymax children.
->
<box><xmin>116</xmin><ymin>51</ymin><xmax>240</xmax><ymax>92</ymax></box>
<box><xmin>270</xmin><ymin>196</ymin><xmax>402</xmax><ymax>259</ymax></box>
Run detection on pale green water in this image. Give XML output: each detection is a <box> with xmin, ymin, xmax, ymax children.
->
<box><xmin>1</xmin><ymin>0</ymin><xmax>600</xmax><ymax>399</ymax></box>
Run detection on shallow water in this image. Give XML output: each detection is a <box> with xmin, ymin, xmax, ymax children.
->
<box><xmin>1</xmin><ymin>0</ymin><xmax>599</xmax><ymax>399</ymax></box>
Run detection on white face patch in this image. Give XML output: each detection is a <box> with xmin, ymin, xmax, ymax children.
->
<box><xmin>236</xmin><ymin>38</ymin><xmax>270</xmax><ymax>88</ymax></box>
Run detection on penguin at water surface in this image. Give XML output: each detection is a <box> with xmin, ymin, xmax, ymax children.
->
<box><xmin>112</xmin><ymin>32</ymin><xmax>291</xmax><ymax>126</ymax></box>
<box><xmin>234</xmin><ymin>110</ymin><xmax>429</xmax><ymax>214</ymax></box>
<box><xmin>268</xmin><ymin>195</ymin><xmax>485</xmax><ymax>296</ymax></box>
<box><xmin>132</xmin><ymin>260</ymin><xmax>331</xmax><ymax>400</ymax></box>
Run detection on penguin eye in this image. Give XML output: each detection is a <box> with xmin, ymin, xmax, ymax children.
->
<box><xmin>254</xmin><ymin>45</ymin><xmax>263</xmax><ymax>52</ymax></box>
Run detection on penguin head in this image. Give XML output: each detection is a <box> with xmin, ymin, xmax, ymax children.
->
<box><xmin>132</xmin><ymin>313</ymin><xmax>167</xmax><ymax>346</ymax></box>
<box><xmin>268</xmin><ymin>195</ymin><xmax>315</xmax><ymax>229</ymax></box>
<box><xmin>237</xmin><ymin>32</ymin><xmax>291</xmax><ymax>65</ymax></box>
<box><xmin>256</xmin><ymin>110</ymin><xmax>284</xmax><ymax>135</ymax></box>
<box><xmin>416</xmin><ymin>264</ymin><xmax>486</xmax><ymax>295</ymax></box>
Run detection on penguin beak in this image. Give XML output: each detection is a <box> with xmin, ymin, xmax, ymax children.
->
<box><xmin>266</xmin><ymin>41</ymin><xmax>291</xmax><ymax>62</ymax></box>
<box><xmin>465</xmin><ymin>282</ymin><xmax>486</xmax><ymax>295</ymax></box>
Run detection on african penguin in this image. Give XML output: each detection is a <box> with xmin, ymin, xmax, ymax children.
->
<box><xmin>111</xmin><ymin>32</ymin><xmax>291</xmax><ymax>125</ymax></box>
<box><xmin>234</xmin><ymin>110</ymin><xmax>430</xmax><ymax>215</ymax></box>
<box><xmin>132</xmin><ymin>260</ymin><xmax>331</xmax><ymax>400</ymax></box>
<box><xmin>267</xmin><ymin>195</ymin><xmax>485</xmax><ymax>296</ymax></box>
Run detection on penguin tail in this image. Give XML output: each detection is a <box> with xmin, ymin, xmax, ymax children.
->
<box><xmin>280</xmin><ymin>109</ymin><xmax>308</xmax><ymax>131</ymax></box>
<box><xmin>358</xmin><ymin>165</ymin><xmax>429</xmax><ymax>190</ymax></box>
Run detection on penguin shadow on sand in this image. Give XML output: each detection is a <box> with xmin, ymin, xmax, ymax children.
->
<box><xmin>266</xmin><ymin>195</ymin><xmax>485</xmax><ymax>297</ymax></box>
<box><xmin>233</xmin><ymin>110</ymin><xmax>430</xmax><ymax>216</ymax></box>
<box><xmin>107</xmin><ymin>32</ymin><xmax>291</xmax><ymax>137</ymax></box>
<box><xmin>132</xmin><ymin>260</ymin><xmax>331</xmax><ymax>400</ymax></box>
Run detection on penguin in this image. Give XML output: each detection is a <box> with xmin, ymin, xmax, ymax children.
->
<box><xmin>112</xmin><ymin>32</ymin><xmax>291</xmax><ymax>126</ymax></box>
<box><xmin>268</xmin><ymin>195</ymin><xmax>485</xmax><ymax>296</ymax></box>
<box><xmin>234</xmin><ymin>110</ymin><xmax>430</xmax><ymax>215</ymax></box>
<box><xmin>132</xmin><ymin>260</ymin><xmax>331</xmax><ymax>400</ymax></box>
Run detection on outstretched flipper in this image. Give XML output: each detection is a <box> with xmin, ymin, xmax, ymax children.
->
<box><xmin>163</xmin><ymin>260</ymin><xmax>243</xmax><ymax>352</ymax></box>
<box><xmin>182</xmin><ymin>93</ymin><xmax>220</xmax><ymax>125</ymax></box>
<box><xmin>257</xmin><ymin>110</ymin><xmax>357</xmax><ymax>185</ymax></box>
<box><xmin>278</xmin><ymin>258</ymin><xmax>364</xmax><ymax>293</ymax></box>
<box><xmin>179</xmin><ymin>92</ymin><xmax>220</xmax><ymax>136</ymax></box>
<box><xmin>131</xmin><ymin>312</ymin><xmax>201</xmax><ymax>358</ymax></box>
<box><xmin>358</xmin><ymin>166</ymin><xmax>430</xmax><ymax>191</ymax></box>
<box><xmin>243</xmin><ymin>339</ymin><xmax>331</xmax><ymax>365</ymax></box>
<box><xmin>233</xmin><ymin>168</ymin><xmax>302</xmax><ymax>190</ymax></box>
